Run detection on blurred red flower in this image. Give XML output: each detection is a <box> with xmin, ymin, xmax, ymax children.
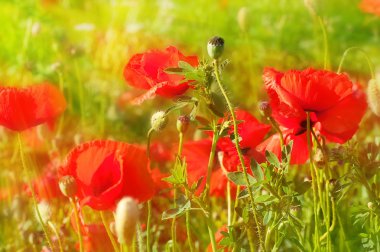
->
<box><xmin>123</xmin><ymin>46</ymin><xmax>198</xmax><ymax>104</ymax></box>
<box><xmin>360</xmin><ymin>0</ymin><xmax>380</xmax><ymax>16</ymax></box>
<box><xmin>256</xmin><ymin>128</ymin><xmax>310</xmax><ymax>165</ymax></box>
<box><xmin>80</xmin><ymin>224</ymin><xmax>114</xmax><ymax>252</ymax></box>
<box><xmin>264</xmin><ymin>68</ymin><xmax>367</xmax><ymax>143</ymax></box>
<box><xmin>183</xmin><ymin>110</ymin><xmax>270</xmax><ymax>197</ymax></box>
<box><xmin>0</xmin><ymin>83</ymin><xmax>66</xmax><ymax>131</ymax></box>
<box><xmin>59</xmin><ymin>140</ymin><xmax>155</xmax><ymax>210</ymax></box>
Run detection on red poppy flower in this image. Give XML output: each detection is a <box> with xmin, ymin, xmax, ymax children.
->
<box><xmin>123</xmin><ymin>46</ymin><xmax>198</xmax><ymax>104</ymax></box>
<box><xmin>217</xmin><ymin>110</ymin><xmax>271</xmax><ymax>170</ymax></box>
<box><xmin>263</xmin><ymin>68</ymin><xmax>367</xmax><ymax>144</ymax></box>
<box><xmin>0</xmin><ymin>83</ymin><xmax>66</xmax><ymax>131</ymax></box>
<box><xmin>360</xmin><ymin>0</ymin><xmax>380</xmax><ymax>16</ymax></box>
<box><xmin>59</xmin><ymin>140</ymin><xmax>155</xmax><ymax>210</ymax></box>
<box><xmin>183</xmin><ymin>110</ymin><xmax>270</xmax><ymax>197</ymax></box>
<box><xmin>256</xmin><ymin>128</ymin><xmax>310</xmax><ymax>165</ymax></box>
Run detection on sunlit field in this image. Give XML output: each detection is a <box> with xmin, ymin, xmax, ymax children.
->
<box><xmin>1</xmin><ymin>0</ymin><xmax>380</xmax><ymax>251</ymax></box>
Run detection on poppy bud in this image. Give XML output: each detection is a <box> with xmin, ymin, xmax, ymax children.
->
<box><xmin>36</xmin><ymin>201</ymin><xmax>52</xmax><ymax>224</ymax></box>
<box><xmin>59</xmin><ymin>176</ymin><xmax>77</xmax><ymax>198</ymax></box>
<box><xmin>367</xmin><ymin>79</ymin><xmax>380</xmax><ymax>116</ymax></box>
<box><xmin>115</xmin><ymin>197</ymin><xmax>140</xmax><ymax>245</ymax></box>
<box><xmin>177</xmin><ymin>115</ymin><xmax>190</xmax><ymax>134</ymax></box>
<box><xmin>368</xmin><ymin>201</ymin><xmax>374</xmax><ymax>210</ymax></box>
<box><xmin>151</xmin><ymin>111</ymin><xmax>168</xmax><ymax>131</ymax></box>
<box><xmin>207</xmin><ymin>36</ymin><xmax>224</xmax><ymax>60</ymax></box>
<box><xmin>258</xmin><ymin>101</ymin><xmax>272</xmax><ymax>117</ymax></box>
<box><xmin>237</xmin><ymin>7</ymin><xmax>248</xmax><ymax>32</ymax></box>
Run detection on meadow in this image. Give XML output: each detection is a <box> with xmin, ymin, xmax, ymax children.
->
<box><xmin>1</xmin><ymin>0</ymin><xmax>380</xmax><ymax>251</ymax></box>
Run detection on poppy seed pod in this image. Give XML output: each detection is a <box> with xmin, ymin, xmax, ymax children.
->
<box><xmin>115</xmin><ymin>197</ymin><xmax>139</xmax><ymax>245</ymax></box>
<box><xmin>258</xmin><ymin>101</ymin><xmax>272</xmax><ymax>117</ymax></box>
<box><xmin>177</xmin><ymin>115</ymin><xmax>190</xmax><ymax>134</ymax></box>
<box><xmin>59</xmin><ymin>175</ymin><xmax>77</xmax><ymax>198</ymax></box>
<box><xmin>207</xmin><ymin>36</ymin><xmax>224</xmax><ymax>60</ymax></box>
<box><xmin>367</xmin><ymin>79</ymin><xmax>380</xmax><ymax>116</ymax></box>
<box><xmin>151</xmin><ymin>111</ymin><xmax>168</xmax><ymax>131</ymax></box>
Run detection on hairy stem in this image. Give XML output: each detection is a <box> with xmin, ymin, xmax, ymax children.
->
<box><xmin>213</xmin><ymin>59</ymin><xmax>264</xmax><ymax>250</ymax></box>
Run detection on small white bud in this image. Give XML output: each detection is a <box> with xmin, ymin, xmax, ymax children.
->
<box><xmin>115</xmin><ymin>197</ymin><xmax>140</xmax><ymax>245</ymax></box>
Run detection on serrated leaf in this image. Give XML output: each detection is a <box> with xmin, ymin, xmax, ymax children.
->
<box><xmin>162</xmin><ymin>201</ymin><xmax>191</xmax><ymax>220</ymax></box>
<box><xmin>266</xmin><ymin>150</ymin><xmax>281</xmax><ymax>168</ymax></box>
<box><xmin>227</xmin><ymin>172</ymin><xmax>256</xmax><ymax>186</ymax></box>
<box><xmin>251</xmin><ymin>159</ymin><xmax>264</xmax><ymax>182</ymax></box>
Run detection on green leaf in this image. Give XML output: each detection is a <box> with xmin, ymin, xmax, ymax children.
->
<box><xmin>263</xmin><ymin>211</ymin><xmax>273</xmax><ymax>225</ymax></box>
<box><xmin>255</xmin><ymin>194</ymin><xmax>277</xmax><ymax>204</ymax></box>
<box><xmin>227</xmin><ymin>171</ymin><xmax>256</xmax><ymax>186</ymax></box>
<box><xmin>295</xmin><ymin>181</ymin><xmax>312</xmax><ymax>195</ymax></box>
<box><xmin>250</xmin><ymin>159</ymin><xmax>264</xmax><ymax>182</ymax></box>
<box><xmin>265</xmin><ymin>150</ymin><xmax>281</xmax><ymax>168</ymax></box>
<box><xmin>178</xmin><ymin>61</ymin><xmax>195</xmax><ymax>71</ymax></box>
<box><xmin>289</xmin><ymin>237</ymin><xmax>305</xmax><ymax>252</ymax></box>
<box><xmin>281</xmin><ymin>140</ymin><xmax>294</xmax><ymax>163</ymax></box>
<box><xmin>164</xmin><ymin>67</ymin><xmax>184</xmax><ymax>74</ymax></box>
<box><xmin>162</xmin><ymin>201</ymin><xmax>191</xmax><ymax>220</ymax></box>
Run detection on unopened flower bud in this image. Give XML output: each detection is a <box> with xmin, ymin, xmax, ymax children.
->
<box><xmin>368</xmin><ymin>201</ymin><xmax>375</xmax><ymax>210</ymax></box>
<box><xmin>258</xmin><ymin>101</ymin><xmax>272</xmax><ymax>117</ymax></box>
<box><xmin>115</xmin><ymin>197</ymin><xmax>140</xmax><ymax>245</ymax></box>
<box><xmin>367</xmin><ymin>79</ymin><xmax>380</xmax><ymax>116</ymax></box>
<box><xmin>207</xmin><ymin>36</ymin><xmax>224</xmax><ymax>60</ymax></box>
<box><xmin>59</xmin><ymin>176</ymin><xmax>77</xmax><ymax>197</ymax></box>
<box><xmin>151</xmin><ymin>111</ymin><xmax>168</xmax><ymax>131</ymax></box>
<box><xmin>328</xmin><ymin>179</ymin><xmax>337</xmax><ymax>192</ymax></box>
<box><xmin>36</xmin><ymin>201</ymin><xmax>52</xmax><ymax>224</ymax></box>
<box><xmin>177</xmin><ymin>115</ymin><xmax>190</xmax><ymax>133</ymax></box>
<box><xmin>237</xmin><ymin>7</ymin><xmax>248</xmax><ymax>32</ymax></box>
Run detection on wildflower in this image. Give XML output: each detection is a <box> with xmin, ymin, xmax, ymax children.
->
<box><xmin>360</xmin><ymin>0</ymin><xmax>380</xmax><ymax>16</ymax></box>
<box><xmin>123</xmin><ymin>46</ymin><xmax>198</xmax><ymax>104</ymax></box>
<box><xmin>0</xmin><ymin>83</ymin><xmax>66</xmax><ymax>131</ymax></box>
<box><xmin>59</xmin><ymin>140</ymin><xmax>155</xmax><ymax>210</ymax></box>
<box><xmin>263</xmin><ymin>67</ymin><xmax>367</xmax><ymax>144</ymax></box>
<box><xmin>183</xmin><ymin>110</ymin><xmax>270</xmax><ymax>197</ymax></box>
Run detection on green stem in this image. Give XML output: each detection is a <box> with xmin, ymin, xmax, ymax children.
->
<box><xmin>268</xmin><ymin>116</ymin><xmax>284</xmax><ymax>148</ymax></box>
<box><xmin>337</xmin><ymin>47</ymin><xmax>375</xmax><ymax>79</ymax></box>
<box><xmin>213</xmin><ymin>59</ymin><xmax>264</xmax><ymax>250</ymax></box>
<box><xmin>17</xmin><ymin>134</ymin><xmax>54</xmax><ymax>251</ymax></box>
<box><xmin>100</xmin><ymin>211</ymin><xmax>120</xmax><ymax>252</ymax></box>
<box><xmin>70</xmin><ymin>198</ymin><xmax>84</xmax><ymax>252</ymax></box>
<box><xmin>48</xmin><ymin>221</ymin><xmax>64</xmax><ymax>252</ymax></box>
<box><xmin>205</xmin><ymin>123</ymin><xmax>219</xmax><ymax>197</ymax></box>
<box><xmin>146</xmin><ymin>200</ymin><xmax>152</xmax><ymax>252</ymax></box>
<box><xmin>317</xmin><ymin>16</ymin><xmax>330</xmax><ymax>70</ymax></box>
<box><xmin>306</xmin><ymin>113</ymin><xmax>320</xmax><ymax>251</ymax></box>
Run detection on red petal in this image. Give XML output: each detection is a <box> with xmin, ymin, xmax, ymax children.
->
<box><xmin>317</xmin><ymin>87</ymin><xmax>367</xmax><ymax>143</ymax></box>
<box><xmin>0</xmin><ymin>83</ymin><xmax>66</xmax><ymax>131</ymax></box>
